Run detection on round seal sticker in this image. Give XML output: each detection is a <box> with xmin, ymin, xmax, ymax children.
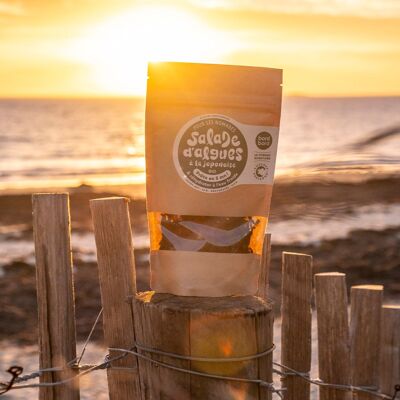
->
<box><xmin>173</xmin><ymin>115</ymin><xmax>248</xmax><ymax>193</ymax></box>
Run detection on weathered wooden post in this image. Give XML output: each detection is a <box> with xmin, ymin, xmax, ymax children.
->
<box><xmin>32</xmin><ymin>193</ymin><xmax>80</xmax><ymax>400</ymax></box>
<box><xmin>315</xmin><ymin>272</ymin><xmax>351</xmax><ymax>400</ymax></box>
<box><xmin>257</xmin><ymin>233</ymin><xmax>272</xmax><ymax>300</ymax></box>
<box><xmin>350</xmin><ymin>285</ymin><xmax>383</xmax><ymax>399</ymax></box>
<box><xmin>130</xmin><ymin>232</ymin><xmax>274</xmax><ymax>399</ymax></box>
<box><xmin>133</xmin><ymin>293</ymin><xmax>274</xmax><ymax>400</ymax></box>
<box><xmin>380</xmin><ymin>305</ymin><xmax>400</xmax><ymax>396</ymax></box>
<box><xmin>281</xmin><ymin>252</ymin><xmax>313</xmax><ymax>400</ymax></box>
<box><xmin>90</xmin><ymin>197</ymin><xmax>140</xmax><ymax>399</ymax></box>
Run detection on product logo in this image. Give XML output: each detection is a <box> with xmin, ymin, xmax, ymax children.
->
<box><xmin>254</xmin><ymin>163</ymin><xmax>268</xmax><ymax>180</ymax></box>
<box><xmin>255</xmin><ymin>131</ymin><xmax>273</xmax><ymax>150</ymax></box>
<box><xmin>174</xmin><ymin>115</ymin><xmax>248</xmax><ymax>193</ymax></box>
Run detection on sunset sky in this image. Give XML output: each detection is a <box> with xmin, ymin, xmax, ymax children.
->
<box><xmin>0</xmin><ymin>0</ymin><xmax>399</xmax><ymax>97</ymax></box>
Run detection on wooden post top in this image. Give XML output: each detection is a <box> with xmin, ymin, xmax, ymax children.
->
<box><xmin>32</xmin><ymin>192</ymin><xmax>69</xmax><ymax>197</ymax></box>
<box><xmin>382</xmin><ymin>304</ymin><xmax>400</xmax><ymax>309</ymax></box>
<box><xmin>351</xmin><ymin>285</ymin><xmax>384</xmax><ymax>291</ymax></box>
<box><xmin>315</xmin><ymin>272</ymin><xmax>345</xmax><ymax>277</ymax></box>
<box><xmin>90</xmin><ymin>196</ymin><xmax>129</xmax><ymax>203</ymax></box>
<box><xmin>135</xmin><ymin>291</ymin><xmax>272</xmax><ymax>314</ymax></box>
<box><xmin>282</xmin><ymin>251</ymin><xmax>313</xmax><ymax>259</ymax></box>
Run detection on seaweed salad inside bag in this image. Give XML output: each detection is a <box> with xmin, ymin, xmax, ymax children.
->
<box><xmin>145</xmin><ymin>62</ymin><xmax>282</xmax><ymax>296</ymax></box>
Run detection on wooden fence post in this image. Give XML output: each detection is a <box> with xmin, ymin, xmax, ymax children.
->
<box><xmin>281</xmin><ymin>252</ymin><xmax>313</xmax><ymax>400</ymax></box>
<box><xmin>257</xmin><ymin>233</ymin><xmax>271</xmax><ymax>301</ymax></box>
<box><xmin>133</xmin><ymin>293</ymin><xmax>274</xmax><ymax>400</ymax></box>
<box><xmin>315</xmin><ymin>272</ymin><xmax>351</xmax><ymax>400</ymax></box>
<box><xmin>350</xmin><ymin>285</ymin><xmax>383</xmax><ymax>399</ymax></box>
<box><xmin>380</xmin><ymin>305</ymin><xmax>400</xmax><ymax>396</ymax></box>
<box><xmin>90</xmin><ymin>197</ymin><xmax>140</xmax><ymax>400</ymax></box>
<box><xmin>32</xmin><ymin>193</ymin><xmax>80</xmax><ymax>400</ymax></box>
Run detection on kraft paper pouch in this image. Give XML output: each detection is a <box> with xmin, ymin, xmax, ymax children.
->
<box><xmin>146</xmin><ymin>62</ymin><xmax>282</xmax><ymax>297</ymax></box>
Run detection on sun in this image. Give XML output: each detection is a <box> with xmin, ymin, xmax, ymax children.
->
<box><xmin>66</xmin><ymin>6</ymin><xmax>234</xmax><ymax>96</ymax></box>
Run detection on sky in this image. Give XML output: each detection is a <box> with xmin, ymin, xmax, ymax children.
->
<box><xmin>0</xmin><ymin>0</ymin><xmax>399</xmax><ymax>97</ymax></box>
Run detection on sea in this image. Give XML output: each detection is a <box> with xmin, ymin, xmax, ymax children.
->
<box><xmin>0</xmin><ymin>96</ymin><xmax>399</xmax><ymax>250</ymax></box>
<box><xmin>0</xmin><ymin>96</ymin><xmax>399</xmax><ymax>190</ymax></box>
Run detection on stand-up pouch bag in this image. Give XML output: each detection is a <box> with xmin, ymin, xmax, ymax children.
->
<box><xmin>146</xmin><ymin>62</ymin><xmax>282</xmax><ymax>296</ymax></box>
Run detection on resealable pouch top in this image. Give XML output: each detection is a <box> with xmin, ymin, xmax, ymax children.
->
<box><xmin>146</xmin><ymin>62</ymin><xmax>282</xmax><ymax>297</ymax></box>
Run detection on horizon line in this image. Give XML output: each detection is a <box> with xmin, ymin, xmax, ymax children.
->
<box><xmin>0</xmin><ymin>94</ymin><xmax>399</xmax><ymax>100</ymax></box>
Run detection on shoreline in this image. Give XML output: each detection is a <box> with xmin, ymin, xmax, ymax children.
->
<box><xmin>0</xmin><ymin>172</ymin><xmax>399</xmax><ymax>195</ymax></box>
<box><xmin>0</xmin><ymin>175</ymin><xmax>399</xmax><ymax>224</ymax></box>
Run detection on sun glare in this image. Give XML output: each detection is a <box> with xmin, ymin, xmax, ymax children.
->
<box><xmin>66</xmin><ymin>6</ymin><xmax>234</xmax><ymax>96</ymax></box>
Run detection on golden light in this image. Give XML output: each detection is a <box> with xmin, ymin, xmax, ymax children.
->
<box><xmin>66</xmin><ymin>5</ymin><xmax>235</xmax><ymax>96</ymax></box>
<box><xmin>228</xmin><ymin>385</ymin><xmax>248</xmax><ymax>400</ymax></box>
<box><xmin>219</xmin><ymin>338</ymin><xmax>233</xmax><ymax>357</ymax></box>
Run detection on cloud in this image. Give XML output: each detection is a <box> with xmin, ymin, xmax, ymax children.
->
<box><xmin>0</xmin><ymin>1</ymin><xmax>24</xmax><ymax>16</ymax></box>
<box><xmin>189</xmin><ymin>0</ymin><xmax>400</xmax><ymax>18</ymax></box>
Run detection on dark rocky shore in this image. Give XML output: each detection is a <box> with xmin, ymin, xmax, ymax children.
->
<box><xmin>0</xmin><ymin>176</ymin><xmax>399</xmax><ymax>344</ymax></box>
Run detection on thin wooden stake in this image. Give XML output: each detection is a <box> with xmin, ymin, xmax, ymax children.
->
<box><xmin>380</xmin><ymin>305</ymin><xmax>400</xmax><ymax>396</ymax></box>
<box><xmin>90</xmin><ymin>197</ymin><xmax>140</xmax><ymax>400</ymax></box>
<box><xmin>32</xmin><ymin>193</ymin><xmax>79</xmax><ymax>400</ymax></box>
<box><xmin>257</xmin><ymin>233</ymin><xmax>272</xmax><ymax>300</ymax></box>
<box><xmin>350</xmin><ymin>285</ymin><xmax>383</xmax><ymax>400</ymax></box>
<box><xmin>281</xmin><ymin>252</ymin><xmax>313</xmax><ymax>400</ymax></box>
<box><xmin>315</xmin><ymin>272</ymin><xmax>351</xmax><ymax>400</ymax></box>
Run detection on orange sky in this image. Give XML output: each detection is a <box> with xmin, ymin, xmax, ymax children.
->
<box><xmin>0</xmin><ymin>0</ymin><xmax>399</xmax><ymax>97</ymax></box>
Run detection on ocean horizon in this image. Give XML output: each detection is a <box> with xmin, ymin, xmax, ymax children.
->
<box><xmin>0</xmin><ymin>95</ymin><xmax>399</xmax><ymax>193</ymax></box>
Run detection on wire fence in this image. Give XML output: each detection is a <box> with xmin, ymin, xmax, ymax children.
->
<box><xmin>1</xmin><ymin>308</ymin><xmax>399</xmax><ymax>399</ymax></box>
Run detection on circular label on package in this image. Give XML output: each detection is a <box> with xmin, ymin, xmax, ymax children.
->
<box><xmin>173</xmin><ymin>115</ymin><xmax>248</xmax><ymax>193</ymax></box>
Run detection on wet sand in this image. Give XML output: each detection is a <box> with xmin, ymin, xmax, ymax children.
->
<box><xmin>1</xmin><ymin>176</ymin><xmax>399</xmax><ymax>228</ymax></box>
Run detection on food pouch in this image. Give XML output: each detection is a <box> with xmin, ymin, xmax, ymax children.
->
<box><xmin>145</xmin><ymin>62</ymin><xmax>282</xmax><ymax>296</ymax></box>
